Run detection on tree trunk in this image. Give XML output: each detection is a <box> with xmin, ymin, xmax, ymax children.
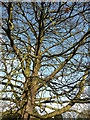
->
<box><xmin>21</xmin><ymin>58</ymin><xmax>40</xmax><ymax>119</ymax></box>
<box><xmin>23</xmin><ymin>94</ymin><xmax>35</xmax><ymax>119</ymax></box>
<box><xmin>21</xmin><ymin>82</ymin><xmax>36</xmax><ymax>120</ymax></box>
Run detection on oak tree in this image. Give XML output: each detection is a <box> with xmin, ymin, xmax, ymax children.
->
<box><xmin>0</xmin><ymin>1</ymin><xmax>90</xmax><ymax>120</ymax></box>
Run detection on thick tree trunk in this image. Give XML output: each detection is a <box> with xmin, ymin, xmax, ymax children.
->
<box><xmin>23</xmin><ymin>96</ymin><xmax>35</xmax><ymax>119</ymax></box>
<box><xmin>20</xmin><ymin>78</ymin><xmax>37</xmax><ymax>120</ymax></box>
<box><xmin>21</xmin><ymin>88</ymin><xmax>36</xmax><ymax>120</ymax></box>
<box><xmin>21</xmin><ymin>58</ymin><xmax>40</xmax><ymax>119</ymax></box>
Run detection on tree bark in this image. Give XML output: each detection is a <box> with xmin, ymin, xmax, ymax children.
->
<box><xmin>21</xmin><ymin>85</ymin><xmax>36</xmax><ymax>120</ymax></box>
<box><xmin>21</xmin><ymin>61</ymin><xmax>40</xmax><ymax>119</ymax></box>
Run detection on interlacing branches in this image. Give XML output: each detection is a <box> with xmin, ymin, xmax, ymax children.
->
<box><xmin>0</xmin><ymin>2</ymin><xmax>90</xmax><ymax>119</ymax></box>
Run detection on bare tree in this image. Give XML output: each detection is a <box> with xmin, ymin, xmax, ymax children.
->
<box><xmin>0</xmin><ymin>2</ymin><xmax>90</xmax><ymax>120</ymax></box>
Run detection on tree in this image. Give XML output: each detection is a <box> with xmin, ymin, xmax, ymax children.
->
<box><xmin>0</xmin><ymin>1</ymin><xmax>90</xmax><ymax>120</ymax></box>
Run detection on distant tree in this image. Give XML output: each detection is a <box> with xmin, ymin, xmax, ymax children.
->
<box><xmin>77</xmin><ymin>109</ymin><xmax>90</xmax><ymax>119</ymax></box>
<box><xmin>0</xmin><ymin>2</ymin><xmax>90</xmax><ymax>120</ymax></box>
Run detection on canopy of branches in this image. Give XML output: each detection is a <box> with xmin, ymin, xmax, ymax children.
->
<box><xmin>0</xmin><ymin>1</ymin><xmax>90</xmax><ymax>120</ymax></box>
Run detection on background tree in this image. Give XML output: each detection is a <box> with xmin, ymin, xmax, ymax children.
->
<box><xmin>0</xmin><ymin>2</ymin><xmax>90</xmax><ymax>120</ymax></box>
